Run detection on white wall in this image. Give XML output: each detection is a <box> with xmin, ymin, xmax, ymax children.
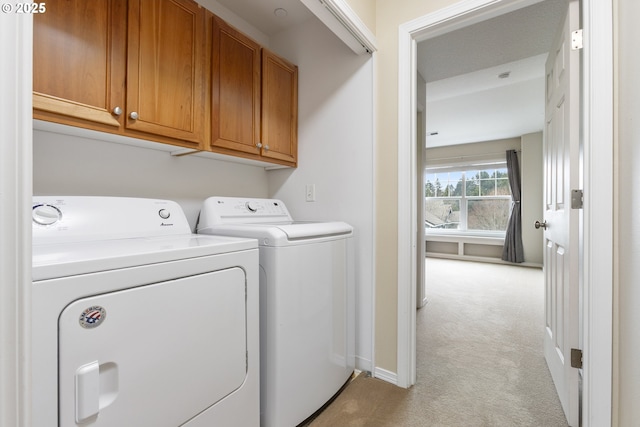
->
<box><xmin>267</xmin><ymin>18</ymin><xmax>375</xmax><ymax>371</ymax></box>
<box><xmin>417</xmin><ymin>73</ymin><xmax>427</xmax><ymax>307</ymax></box>
<box><xmin>33</xmin><ymin>130</ymin><xmax>270</xmax><ymax>229</ymax></box>
<box><xmin>616</xmin><ymin>0</ymin><xmax>640</xmax><ymax>422</ymax></box>
<box><xmin>521</xmin><ymin>132</ymin><xmax>543</xmax><ymax>265</ymax></box>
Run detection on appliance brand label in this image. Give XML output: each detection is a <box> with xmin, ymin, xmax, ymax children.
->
<box><xmin>79</xmin><ymin>306</ymin><xmax>106</xmax><ymax>329</ymax></box>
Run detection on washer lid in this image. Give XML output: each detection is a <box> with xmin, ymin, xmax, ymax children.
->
<box><xmin>197</xmin><ymin>196</ymin><xmax>353</xmax><ymax>245</ymax></box>
<box><xmin>271</xmin><ymin>221</ymin><xmax>352</xmax><ymax>240</ymax></box>
<box><xmin>32</xmin><ymin>234</ymin><xmax>256</xmax><ymax>281</ymax></box>
<box><xmin>198</xmin><ymin>221</ymin><xmax>353</xmax><ymax>246</ymax></box>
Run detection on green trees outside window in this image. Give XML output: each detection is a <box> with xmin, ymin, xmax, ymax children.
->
<box><xmin>425</xmin><ymin>167</ymin><xmax>511</xmax><ymax>232</ymax></box>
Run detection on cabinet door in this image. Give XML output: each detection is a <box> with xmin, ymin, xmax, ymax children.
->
<box><xmin>33</xmin><ymin>0</ymin><xmax>126</xmax><ymax>128</ymax></box>
<box><xmin>210</xmin><ymin>16</ymin><xmax>262</xmax><ymax>156</ymax></box>
<box><xmin>126</xmin><ymin>0</ymin><xmax>206</xmax><ymax>146</ymax></box>
<box><xmin>261</xmin><ymin>49</ymin><xmax>298</xmax><ymax>166</ymax></box>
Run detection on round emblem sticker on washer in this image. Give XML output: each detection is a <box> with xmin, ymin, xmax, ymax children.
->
<box><xmin>79</xmin><ymin>306</ymin><xmax>107</xmax><ymax>329</ymax></box>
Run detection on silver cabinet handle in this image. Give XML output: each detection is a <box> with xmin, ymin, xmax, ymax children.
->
<box><xmin>256</xmin><ymin>142</ymin><xmax>263</xmax><ymax>149</ymax></box>
<box><xmin>129</xmin><ymin>111</ymin><xmax>139</xmax><ymax>120</ymax></box>
<box><xmin>112</xmin><ymin>106</ymin><xmax>123</xmax><ymax>116</ymax></box>
<box><xmin>534</xmin><ymin>220</ymin><xmax>548</xmax><ymax>230</ymax></box>
<box><xmin>264</xmin><ymin>145</ymin><xmax>270</xmax><ymax>151</ymax></box>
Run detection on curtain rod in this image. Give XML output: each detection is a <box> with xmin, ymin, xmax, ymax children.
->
<box><xmin>425</xmin><ymin>149</ymin><xmax>521</xmax><ymax>163</ymax></box>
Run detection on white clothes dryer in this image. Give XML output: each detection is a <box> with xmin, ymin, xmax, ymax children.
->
<box><xmin>197</xmin><ymin>196</ymin><xmax>355</xmax><ymax>427</ymax></box>
<box><xmin>32</xmin><ymin>196</ymin><xmax>259</xmax><ymax>427</ymax></box>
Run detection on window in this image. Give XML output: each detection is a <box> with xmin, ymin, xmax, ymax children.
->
<box><xmin>425</xmin><ymin>165</ymin><xmax>511</xmax><ymax>234</ymax></box>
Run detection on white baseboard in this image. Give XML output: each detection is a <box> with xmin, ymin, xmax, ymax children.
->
<box><xmin>373</xmin><ymin>366</ymin><xmax>397</xmax><ymax>385</ymax></box>
<box><xmin>355</xmin><ymin>356</ymin><xmax>372</xmax><ymax>373</ymax></box>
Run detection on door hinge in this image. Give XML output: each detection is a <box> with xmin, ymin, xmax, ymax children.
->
<box><xmin>571</xmin><ymin>29</ymin><xmax>583</xmax><ymax>50</ymax></box>
<box><xmin>571</xmin><ymin>348</ymin><xmax>583</xmax><ymax>369</ymax></box>
<box><xmin>571</xmin><ymin>189</ymin><xmax>583</xmax><ymax>209</ymax></box>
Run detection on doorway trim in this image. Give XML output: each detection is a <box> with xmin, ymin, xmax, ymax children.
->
<box><xmin>396</xmin><ymin>0</ymin><xmax>613</xmax><ymax>425</ymax></box>
<box><xmin>0</xmin><ymin>11</ymin><xmax>33</xmax><ymax>426</ymax></box>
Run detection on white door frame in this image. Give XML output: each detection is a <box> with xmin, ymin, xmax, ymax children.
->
<box><xmin>396</xmin><ymin>1</ymin><xmax>613</xmax><ymax>425</ymax></box>
<box><xmin>0</xmin><ymin>11</ymin><xmax>33</xmax><ymax>427</ymax></box>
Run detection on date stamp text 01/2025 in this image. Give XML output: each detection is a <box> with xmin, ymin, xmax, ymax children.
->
<box><xmin>2</xmin><ymin>3</ymin><xmax>46</xmax><ymax>13</ymax></box>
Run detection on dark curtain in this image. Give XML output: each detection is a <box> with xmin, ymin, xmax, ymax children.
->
<box><xmin>502</xmin><ymin>149</ymin><xmax>524</xmax><ymax>263</ymax></box>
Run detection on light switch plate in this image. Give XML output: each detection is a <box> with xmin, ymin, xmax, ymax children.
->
<box><xmin>305</xmin><ymin>184</ymin><xmax>316</xmax><ymax>202</ymax></box>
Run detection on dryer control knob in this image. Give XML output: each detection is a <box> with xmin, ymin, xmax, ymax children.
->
<box><xmin>158</xmin><ymin>209</ymin><xmax>171</xmax><ymax>219</ymax></box>
<box><xmin>246</xmin><ymin>201</ymin><xmax>258</xmax><ymax>212</ymax></box>
<box><xmin>32</xmin><ymin>204</ymin><xmax>62</xmax><ymax>226</ymax></box>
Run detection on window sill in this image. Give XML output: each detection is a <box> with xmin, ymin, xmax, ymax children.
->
<box><xmin>425</xmin><ymin>233</ymin><xmax>505</xmax><ymax>246</ymax></box>
<box><xmin>425</xmin><ymin>234</ymin><xmax>505</xmax><ymax>263</ymax></box>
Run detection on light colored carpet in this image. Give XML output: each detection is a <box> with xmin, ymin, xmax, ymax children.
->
<box><xmin>307</xmin><ymin>258</ymin><xmax>568</xmax><ymax>427</ymax></box>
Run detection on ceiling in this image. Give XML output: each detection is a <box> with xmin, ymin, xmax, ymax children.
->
<box><xmin>208</xmin><ymin>0</ymin><xmax>567</xmax><ymax>148</ymax></box>
<box><xmin>419</xmin><ymin>0</ymin><xmax>567</xmax><ymax>148</ymax></box>
<box><xmin>417</xmin><ymin>0</ymin><xmax>567</xmax><ymax>83</ymax></box>
<box><xmin>212</xmin><ymin>0</ymin><xmax>315</xmax><ymax>36</ymax></box>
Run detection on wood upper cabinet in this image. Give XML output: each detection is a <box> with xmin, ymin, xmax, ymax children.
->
<box><xmin>33</xmin><ymin>0</ymin><xmax>126</xmax><ymax>128</ymax></box>
<box><xmin>261</xmin><ymin>49</ymin><xmax>298</xmax><ymax>166</ymax></box>
<box><xmin>34</xmin><ymin>2</ymin><xmax>296</xmax><ymax>166</ymax></box>
<box><xmin>210</xmin><ymin>16</ymin><xmax>298</xmax><ymax>167</ymax></box>
<box><xmin>33</xmin><ymin>0</ymin><xmax>206</xmax><ymax>148</ymax></box>
<box><xmin>126</xmin><ymin>0</ymin><xmax>206</xmax><ymax>144</ymax></box>
<box><xmin>210</xmin><ymin>16</ymin><xmax>261</xmax><ymax>156</ymax></box>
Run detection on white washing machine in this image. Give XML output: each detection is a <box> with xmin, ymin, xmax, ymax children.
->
<box><xmin>32</xmin><ymin>196</ymin><xmax>260</xmax><ymax>427</ymax></box>
<box><xmin>197</xmin><ymin>196</ymin><xmax>355</xmax><ymax>427</ymax></box>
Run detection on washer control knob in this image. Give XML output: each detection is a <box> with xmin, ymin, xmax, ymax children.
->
<box><xmin>158</xmin><ymin>209</ymin><xmax>171</xmax><ymax>219</ymax></box>
<box><xmin>246</xmin><ymin>201</ymin><xmax>258</xmax><ymax>212</ymax></box>
<box><xmin>32</xmin><ymin>204</ymin><xmax>62</xmax><ymax>226</ymax></box>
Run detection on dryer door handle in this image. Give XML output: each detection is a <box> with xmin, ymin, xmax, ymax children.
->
<box><xmin>75</xmin><ymin>361</ymin><xmax>119</xmax><ymax>423</ymax></box>
<box><xmin>75</xmin><ymin>361</ymin><xmax>100</xmax><ymax>423</ymax></box>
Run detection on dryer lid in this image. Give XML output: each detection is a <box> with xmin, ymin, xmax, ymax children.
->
<box><xmin>31</xmin><ymin>197</ymin><xmax>257</xmax><ymax>281</ymax></box>
<box><xmin>32</xmin><ymin>234</ymin><xmax>256</xmax><ymax>281</ymax></box>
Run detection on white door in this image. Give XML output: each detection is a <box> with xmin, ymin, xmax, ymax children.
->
<box><xmin>542</xmin><ymin>1</ymin><xmax>580</xmax><ymax>425</ymax></box>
